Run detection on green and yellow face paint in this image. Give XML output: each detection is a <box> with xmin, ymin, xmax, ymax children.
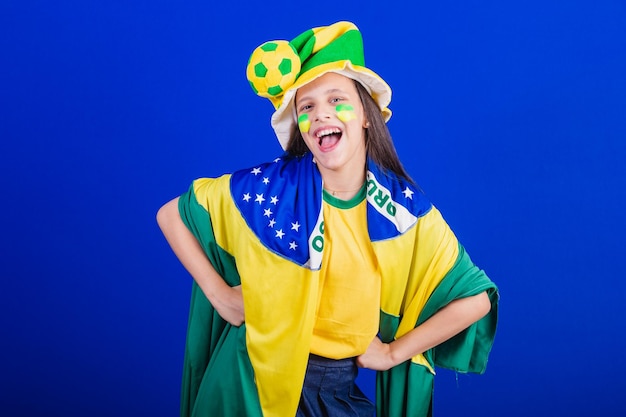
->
<box><xmin>299</xmin><ymin>104</ymin><xmax>357</xmax><ymax>133</ymax></box>
<box><xmin>298</xmin><ymin>113</ymin><xmax>311</xmax><ymax>133</ymax></box>
<box><xmin>335</xmin><ymin>104</ymin><xmax>357</xmax><ymax>123</ymax></box>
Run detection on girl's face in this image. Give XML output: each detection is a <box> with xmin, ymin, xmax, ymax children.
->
<box><xmin>294</xmin><ymin>72</ymin><xmax>368</xmax><ymax>179</ymax></box>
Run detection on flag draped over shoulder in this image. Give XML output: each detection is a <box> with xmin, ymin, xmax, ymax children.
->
<box><xmin>177</xmin><ymin>153</ymin><xmax>499</xmax><ymax>417</ymax></box>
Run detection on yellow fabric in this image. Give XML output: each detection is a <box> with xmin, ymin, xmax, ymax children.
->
<box><xmin>192</xmin><ymin>176</ymin><xmax>318</xmax><ymax>417</ymax></box>
<box><xmin>373</xmin><ymin>206</ymin><xmax>459</xmax><ymax>373</ymax></box>
<box><xmin>311</xmin><ymin>21</ymin><xmax>358</xmax><ymax>54</ymax></box>
<box><xmin>310</xmin><ymin>198</ymin><xmax>381</xmax><ymax>359</ymax></box>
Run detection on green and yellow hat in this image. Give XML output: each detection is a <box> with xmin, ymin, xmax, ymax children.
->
<box><xmin>246</xmin><ymin>21</ymin><xmax>392</xmax><ymax>149</ymax></box>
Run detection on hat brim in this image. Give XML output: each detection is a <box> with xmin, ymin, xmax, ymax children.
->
<box><xmin>270</xmin><ymin>60</ymin><xmax>392</xmax><ymax>150</ymax></box>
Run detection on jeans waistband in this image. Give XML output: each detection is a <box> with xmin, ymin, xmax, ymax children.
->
<box><xmin>308</xmin><ymin>353</ymin><xmax>356</xmax><ymax>368</ymax></box>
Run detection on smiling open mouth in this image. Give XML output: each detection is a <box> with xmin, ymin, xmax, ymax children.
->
<box><xmin>316</xmin><ymin>127</ymin><xmax>342</xmax><ymax>150</ymax></box>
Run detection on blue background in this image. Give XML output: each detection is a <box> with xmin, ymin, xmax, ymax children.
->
<box><xmin>2</xmin><ymin>1</ymin><xmax>625</xmax><ymax>416</ymax></box>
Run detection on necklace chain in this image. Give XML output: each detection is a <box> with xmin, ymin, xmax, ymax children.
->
<box><xmin>324</xmin><ymin>185</ymin><xmax>363</xmax><ymax>196</ymax></box>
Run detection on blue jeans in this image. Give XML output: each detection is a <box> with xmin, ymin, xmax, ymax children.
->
<box><xmin>296</xmin><ymin>354</ymin><xmax>375</xmax><ymax>417</ymax></box>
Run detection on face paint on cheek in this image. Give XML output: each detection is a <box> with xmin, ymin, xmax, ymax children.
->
<box><xmin>298</xmin><ymin>114</ymin><xmax>311</xmax><ymax>133</ymax></box>
<box><xmin>336</xmin><ymin>104</ymin><xmax>357</xmax><ymax>123</ymax></box>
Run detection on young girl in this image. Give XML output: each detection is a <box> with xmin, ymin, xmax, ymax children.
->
<box><xmin>158</xmin><ymin>21</ymin><xmax>499</xmax><ymax>417</ymax></box>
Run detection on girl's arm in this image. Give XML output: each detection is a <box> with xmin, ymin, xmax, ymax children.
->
<box><xmin>157</xmin><ymin>197</ymin><xmax>244</xmax><ymax>326</ymax></box>
<box><xmin>356</xmin><ymin>291</ymin><xmax>491</xmax><ymax>371</ymax></box>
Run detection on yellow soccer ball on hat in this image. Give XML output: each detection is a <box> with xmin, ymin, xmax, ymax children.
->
<box><xmin>247</xmin><ymin>40</ymin><xmax>301</xmax><ymax>99</ymax></box>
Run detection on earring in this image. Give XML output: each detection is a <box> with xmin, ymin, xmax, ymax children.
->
<box><xmin>364</xmin><ymin>122</ymin><xmax>370</xmax><ymax>128</ymax></box>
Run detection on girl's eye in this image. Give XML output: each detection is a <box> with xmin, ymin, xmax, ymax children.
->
<box><xmin>330</xmin><ymin>97</ymin><xmax>343</xmax><ymax>103</ymax></box>
<box><xmin>299</xmin><ymin>104</ymin><xmax>312</xmax><ymax>112</ymax></box>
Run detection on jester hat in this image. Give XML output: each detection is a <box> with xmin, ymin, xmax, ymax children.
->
<box><xmin>246</xmin><ymin>21</ymin><xmax>392</xmax><ymax>149</ymax></box>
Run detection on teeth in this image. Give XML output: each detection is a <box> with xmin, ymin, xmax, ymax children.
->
<box><xmin>316</xmin><ymin>128</ymin><xmax>341</xmax><ymax>138</ymax></box>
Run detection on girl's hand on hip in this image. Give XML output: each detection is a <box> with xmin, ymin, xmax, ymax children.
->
<box><xmin>356</xmin><ymin>336</ymin><xmax>395</xmax><ymax>371</ymax></box>
<box><xmin>213</xmin><ymin>284</ymin><xmax>245</xmax><ymax>326</ymax></box>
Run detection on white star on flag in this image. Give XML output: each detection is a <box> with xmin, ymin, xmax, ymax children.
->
<box><xmin>270</xmin><ymin>196</ymin><xmax>279</xmax><ymax>205</ymax></box>
<box><xmin>275</xmin><ymin>229</ymin><xmax>285</xmax><ymax>239</ymax></box>
<box><xmin>251</xmin><ymin>167</ymin><xmax>261</xmax><ymax>175</ymax></box>
<box><xmin>291</xmin><ymin>221</ymin><xmax>301</xmax><ymax>232</ymax></box>
<box><xmin>263</xmin><ymin>208</ymin><xmax>273</xmax><ymax>217</ymax></box>
<box><xmin>289</xmin><ymin>241</ymin><xmax>298</xmax><ymax>250</ymax></box>
<box><xmin>242</xmin><ymin>193</ymin><xmax>251</xmax><ymax>202</ymax></box>
<box><xmin>273</xmin><ymin>158</ymin><xmax>281</xmax><ymax>163</ymax></box>
<box><xmin>402</xmin><ymin>187</ymin><xmax>414</xmax><ymax>199</ymax></box>
<box><xmin>268</xmin><ymin>219</ymin><xmax>276</xmax><ymax>228</ymax></box>
<box><xmin>262</xmin><ymin>177</ymin><xmax>270</xmax><ymax>185</ymax></box>
<box><xmin>255</xmin><ymin>193</ymin><xmax>265</xmax><ymax>204</ymax></box>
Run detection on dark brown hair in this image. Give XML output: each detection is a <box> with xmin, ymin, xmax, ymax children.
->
<box><xmin>285</xmin><ymin>79</ymin><xmax>415</xmax><ymax>184</ymax></box>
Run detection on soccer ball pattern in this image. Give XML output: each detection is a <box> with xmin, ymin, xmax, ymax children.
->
<box><xmin>247</xmin><ymin>41</ymin><xmax>301</xmax><ymax>99</ymax></box>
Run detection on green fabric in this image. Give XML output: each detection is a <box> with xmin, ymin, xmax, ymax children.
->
<box><xmin>376</xmin><ymin>244</ymin><xmax>499</xmax><ymax>417</ymax></box>
<box><xmin>178</xmin><ymin>187</ymin><xmax>263</xmax><ymax>417</ymax></box>
<box><xmin>377</xmin><ymin>362</ymin><xmax>433</xmax><ymax>417</ymax></box>
<box><xmin>289</xmin><ymin>28</ymin><xmax>315</xmax><ymax>64</ymax></box>
<box><xmin>301</xmin><ymin>30</ymin><xmax>364</xmax><ymax>74</ymax></box>
<box><xmin>421</xmin><ymin>244</ymin><xmax>498</xmax><ymax>374</ymax></box>
<box><xmin>379</xmin><ymin>311</ymin><xmax>400</xmax><ymax>344</ymax></box>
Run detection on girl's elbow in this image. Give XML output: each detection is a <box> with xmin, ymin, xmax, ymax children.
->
<box><xmin>156</xmin><ymin>197</ymin><xmax>180</xmax><ymax>229</ymax></box>
<box><xmin>476</xmin><ymin>291</ymin><xmax>492</xmax><ymax>318</ymax></box>
<box><xmin>156</xmin><ymin>204</ymin><xmax>168</xmax><ymax>228</ymax></box>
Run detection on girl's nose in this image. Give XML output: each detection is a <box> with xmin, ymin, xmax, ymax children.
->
<box><xmin>313</xmin><ymin>107</ymin><xmax>332</xmax><ymax>122</ymax></box>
